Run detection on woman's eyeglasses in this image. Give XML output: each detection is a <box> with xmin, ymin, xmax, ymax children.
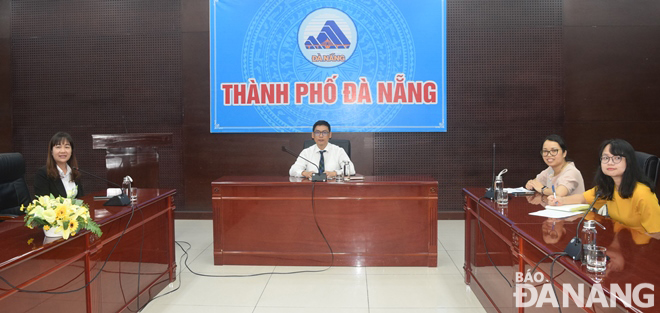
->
<box><xmin>541</xmin><ymin>149</ymin><xmax>560</xmax><ymax>157</ymax></box>
<box><xmin>600</xmin><ymin>155</ymin><xmax>624</xmax><ymax>164</ymax></box>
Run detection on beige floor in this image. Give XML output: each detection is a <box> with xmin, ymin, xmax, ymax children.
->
<box><xmin>140</xmin><ymin>220</ymin><xmax>486</xmax><ymax>313</ymax></box>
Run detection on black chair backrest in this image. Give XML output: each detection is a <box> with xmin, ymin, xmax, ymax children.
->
<box><xmin>303</xmin><ymin>139</ymin><xmax>351</xmax><ymax>158</ymax></box>
<box><xmin>0</xmin><ymin>153</ymin><xmax>31</xmax><ymax>215</ymax></box>
<box><xmin>635</xmin><ymin>151</ymin><xmax>659</xmax><ymax>188</ymax></box>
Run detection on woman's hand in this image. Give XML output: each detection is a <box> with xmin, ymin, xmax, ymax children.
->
<box><xmin>526</xmin><ymin>179</ymin><xmax>544</xmax><ymax>193</ymax></box>
<box><xmin>547</xmin><ymin>195</ymin><xmax>562</xmax><ymax>206</ymax></box>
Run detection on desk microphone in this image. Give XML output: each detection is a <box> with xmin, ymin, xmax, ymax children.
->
<box><xmin>281</xmin><ymin>146</ymin><xmax>327</xmax><ymax>182</ymax></box>
<box><xmin>73</xmin><ymin>167</ymin><xmax>131</xmax><ymax>206</ymax></box>
<box><xmin>564</xmin><ymin>191</ymin><xmax>602</xmax><ymax>260</ymax></box>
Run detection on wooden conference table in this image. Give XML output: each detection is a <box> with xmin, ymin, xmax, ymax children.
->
<box><xmin>212</xmin><ymin>176</ymin><xmax>438</xmax><ymax>267</ymax></box>
<box><xmin>0</xmin><ymin>189</ymin><xmax>176</xmax><ymax>313</ymax></box>
<box><xmin>463</xmin><ymin>188</ymin><xmax>659</xmax><ymax>313</ymax></box>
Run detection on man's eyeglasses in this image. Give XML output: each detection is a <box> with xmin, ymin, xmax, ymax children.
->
<box><xmin>600</xmin><ymin>155</ymin><xmax>624</xmax><ymax>164</ymax></box>
<box><xmin>541</xmin><ymin>149</ymin><xmax>560</xmax><ymax>157</ymax></box>
<box><xmin>313</xmin><ymin>131</ymin><xmax>330</xmax><ymax>137</ymax></box>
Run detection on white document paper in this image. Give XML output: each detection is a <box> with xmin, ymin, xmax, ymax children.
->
<box><xmin>544</xmin><ymin>204</ymin><xmax>590</xmax><ymax>212</ymax></box>
<box><xmin>106</xmin><ymin>188</ymin><xmax>122</xmax><ymax>197</ymax></box>
<box><xmin>529</xmin><ymin>209</ymin><xmax>583</xmax><ymax>218</ymax></box>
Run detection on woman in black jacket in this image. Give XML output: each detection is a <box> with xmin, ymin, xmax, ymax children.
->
<box><xmin>34</xmin><ymin>132</ymin><xmax>84</xmax><ymax>198</ymax></box>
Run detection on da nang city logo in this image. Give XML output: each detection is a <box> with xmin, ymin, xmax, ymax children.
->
<box><xmin>298</xmin><ymin>8</ymin><xmax>357</xmax><ymax>68</ymax></box>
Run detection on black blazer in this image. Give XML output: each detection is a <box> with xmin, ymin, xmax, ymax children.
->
<box><xmin>34</xmin><ymin>166</ymin><xmax>84</xmax><ymax>198</ymax></box>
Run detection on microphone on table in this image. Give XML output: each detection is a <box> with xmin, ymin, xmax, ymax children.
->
<box><xmin>563</xmin><ymin>191</ymin><xmax>602</xmax><ymax>260</ymax></box>
<box><xmin>281</xmin><ymin>146</ymin><xmax>327</xmax><ymax>182</ymax></box>
<box><xmin>73</xmin><ymin>167</ymin><xmax>131</xmax><ymax>206</ymax></box>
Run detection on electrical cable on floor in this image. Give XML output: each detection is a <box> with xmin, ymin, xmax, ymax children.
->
<box><xmin>137</xmin><ymin>181</ymin><xmax>340</xmax><ymax>310</ymax></box>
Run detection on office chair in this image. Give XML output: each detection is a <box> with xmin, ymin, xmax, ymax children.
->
<box><xmin>303</xmin><ymin>139</ymin><xmax>351</xmax><ymax>158</ymax></box>
<box><xmin>0</xmin><ymin>153</ymin><xmax>30</xmax><ymax>220</ymax></box>
<box><xmin>635</xmin><ymin>151</ymin><xmax>659</xmax><ymax>187</ymax></box>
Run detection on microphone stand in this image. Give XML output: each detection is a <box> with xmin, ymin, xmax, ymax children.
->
<box><xmin>564</xmin><ymin>192</ymin><xmax>602</xmax><ymax>260</ymax></box>
<box><xmin>73</xmin><ymin>167</ymin><xmax>131</xmax><ymax>206</ymax></box>
<box><xmin>282</xmin><ymin>146</ymin><xmax>327</xmax><ymax>182</ymax></box>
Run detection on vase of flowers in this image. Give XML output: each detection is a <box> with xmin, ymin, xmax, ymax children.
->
<box><xmin>22</xmin><ymin>195</ymin><xmax>103</xmax><ymax>240</ymax></box>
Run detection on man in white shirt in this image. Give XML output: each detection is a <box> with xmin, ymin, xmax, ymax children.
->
<box><xmin>289</xmin><ymin>120</ymin><xmax>356</xmax><ymax>179</ymax></box>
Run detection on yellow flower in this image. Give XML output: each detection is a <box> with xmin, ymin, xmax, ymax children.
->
<box><xmin>55</xmin><ymin>205</ymin><xmax>68</xmax><ymax>220</ymax></box>
<box><xmin>20</xmin><ymin>204</ymin><xmax>24</xmax><ymax>212</ymax></box>
<box><xmin>27</xmin><ymin>238</ymin><xmax>34</xmax><ymax>245</ymax></box>
<box><xmin>43</xmin><ymin>225</ymin><xmax>50</xmax><ymax>231</ymax></box>
<box><xmin>68</xmin><ymin>220</ymin><xmax>79</xmax><ymax>233</ymax></box>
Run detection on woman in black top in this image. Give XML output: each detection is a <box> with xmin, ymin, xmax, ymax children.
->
<box><xmin>34</xmin><ymin>132</ymin><xmax>84</xmax><ymax>198</ymax></box>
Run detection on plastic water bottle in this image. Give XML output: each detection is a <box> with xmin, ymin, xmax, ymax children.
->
<box><xmin>122</xmin><ymin>176</ymin><xmax>132</xmax><ymax>198</ymax></box>
<box><xmin>494</xmin><ymin>169</ymin><xmax>508</xmax><ymax>205</ymax></box>
<box><xmin>122</xmin><ymin>176</ymin><xmax>136</xmax><ymax>202</ymax></box>
<box><xmin>581</xmin><ymin>220</ymin><xmax>605</xmax><ymax>263</ymax></box>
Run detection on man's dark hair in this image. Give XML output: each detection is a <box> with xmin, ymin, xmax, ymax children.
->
<box><xmin>313</xmin><ymin>120</ymin><xmax>331</xmax><ymax>132</ymax></box>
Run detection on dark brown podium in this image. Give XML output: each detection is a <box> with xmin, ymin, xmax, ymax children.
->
<box><xmin>92</xmin><ymin>133</ymin><xmax>172</xmax><ymax>188</ymax></box>
<box><xmin>212</xmin><ymin>176</ymin><xmax>439</xmax><ymax>267</ymax></box>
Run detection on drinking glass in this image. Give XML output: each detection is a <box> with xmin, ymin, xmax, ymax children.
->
<box><xmin>585</xmin><ymin>246</ymin><xmax>607</xmax><ymax>272</ymax></box>
<box><xmin>496</xmin><ymin>190</ymin><xmax>508</xmax><ymax>205</ymax></box>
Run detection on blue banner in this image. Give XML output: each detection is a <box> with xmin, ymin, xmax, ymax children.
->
<box><xmin>210</xmin><ymin>0</ymin><xmax>446</xmax><ymax>132</ymax></box>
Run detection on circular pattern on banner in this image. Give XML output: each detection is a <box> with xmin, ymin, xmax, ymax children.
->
<box><xmin>242</xmin><ymin>0</ymin><xmax>415</xmax><ymax>132</ymax></box>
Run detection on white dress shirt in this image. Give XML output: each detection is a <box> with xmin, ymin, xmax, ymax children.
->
<box><xmin>289</xmin><ymin>142</ymin><xmax>356</xmax><ymax>177</ymax></box>
<box><xmin>57</xmin><ymin>164</ymin><xmax>78</xmax><ymax>198</ymax></box>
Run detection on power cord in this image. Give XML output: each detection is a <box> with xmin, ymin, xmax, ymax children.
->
<box><xmin>136</xmin><ymin>181</ymin><xmax>338</xmax><ymax>311</ymax></box>
<box><xmin>525</xmin><ymin>251</ymin><xmax>569</xmax><ymax>312</ymax></box>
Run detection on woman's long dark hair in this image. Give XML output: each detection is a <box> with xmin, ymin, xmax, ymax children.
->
<box><xmin>593</xmin><ymin>139</ymin><xmax>654</xmax><ymax>200</ymax></box>
<box><xmin>46</xmin><ymin>132</ymin><xmax>80</xmax><ymax>181</ymax></box>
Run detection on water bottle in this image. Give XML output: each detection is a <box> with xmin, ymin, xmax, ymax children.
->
<box><xmin>494</xmin><ymin>169</ymin><xmax>508</xmax><ymax>205</ymax></box>
<box><xmin>122</xmin><ymin>176</ymin><xmax>136</xmax><ymax>202</ymax></box>
<box><xmin>343</xmin><ymin>161</ymin><xmax>351</xmax><ymax>181</ymax></box>
<box><xmin>122</xmin><ymin>176</ymin><xmax>132</xmax><ymax>198</ymax></box>
<box><xmin>581</xmin><ymin>220</ymin><xmax>605</xmax><ymax>263</ymax></box>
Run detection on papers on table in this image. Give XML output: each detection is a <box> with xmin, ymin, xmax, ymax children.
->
<box><xmin>93</xmin><ymin>188</ymin><xmax>123</xmax><ymax>201</ymax></box>
<box><xmin>529</xmin><ymin>204</ymin><xmax>590</xmax><ymax>218</ymax></box>
<box><xmin>504</xmin><ymin>187</ymin><xmax>535</xmax><ymax>195</ymax></box>
<box><xmin>545</xmin><ymin>204</ymin><xmax>590</xmax><ymax>212</ymax></box>
<box><xmin>529</xmin><ymin>210</ymin><xmax>583</xmax><ymax>218</ymax></box>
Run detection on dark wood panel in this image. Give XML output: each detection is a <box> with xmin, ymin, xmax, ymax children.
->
<box><xmin>564</xmin><ymin>0</ymin><xmax>660</xmax><ymax>26</ymax></box>
<box><xmin>0</xmin><ymin>0</ymin><xmax>9</xmax><ymax>153</ymax></box>
<box><xmin>564</xmin><ymin>26</ymin><xmax>660</xmax><ymax>122</ymax></box>
<box><xmin>0</xmin><ymin>38</ymin><xmax>10</xmax><ymax>153</ymax></box>
<box><xmin>213</xmin><ymin>177</ymin><xmax>437</xmax><ymax>266</ymax></box>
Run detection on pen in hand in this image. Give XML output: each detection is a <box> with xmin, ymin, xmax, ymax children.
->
<box><xmin>551</xmin><ymin>185</ymin><xmax>556</xmax><ymax>198</ymax></box>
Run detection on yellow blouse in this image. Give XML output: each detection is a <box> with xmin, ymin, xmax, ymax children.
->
<box><xmin>584</xmin><ymin>183</ymin><xmax>660</xmax><ymax>233</ymax></box>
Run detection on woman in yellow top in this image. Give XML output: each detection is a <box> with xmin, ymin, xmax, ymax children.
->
<box><xmin>549</xmin><ymin>139</ymin><xmax>660</xmax><ymax>234</ymax></box>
